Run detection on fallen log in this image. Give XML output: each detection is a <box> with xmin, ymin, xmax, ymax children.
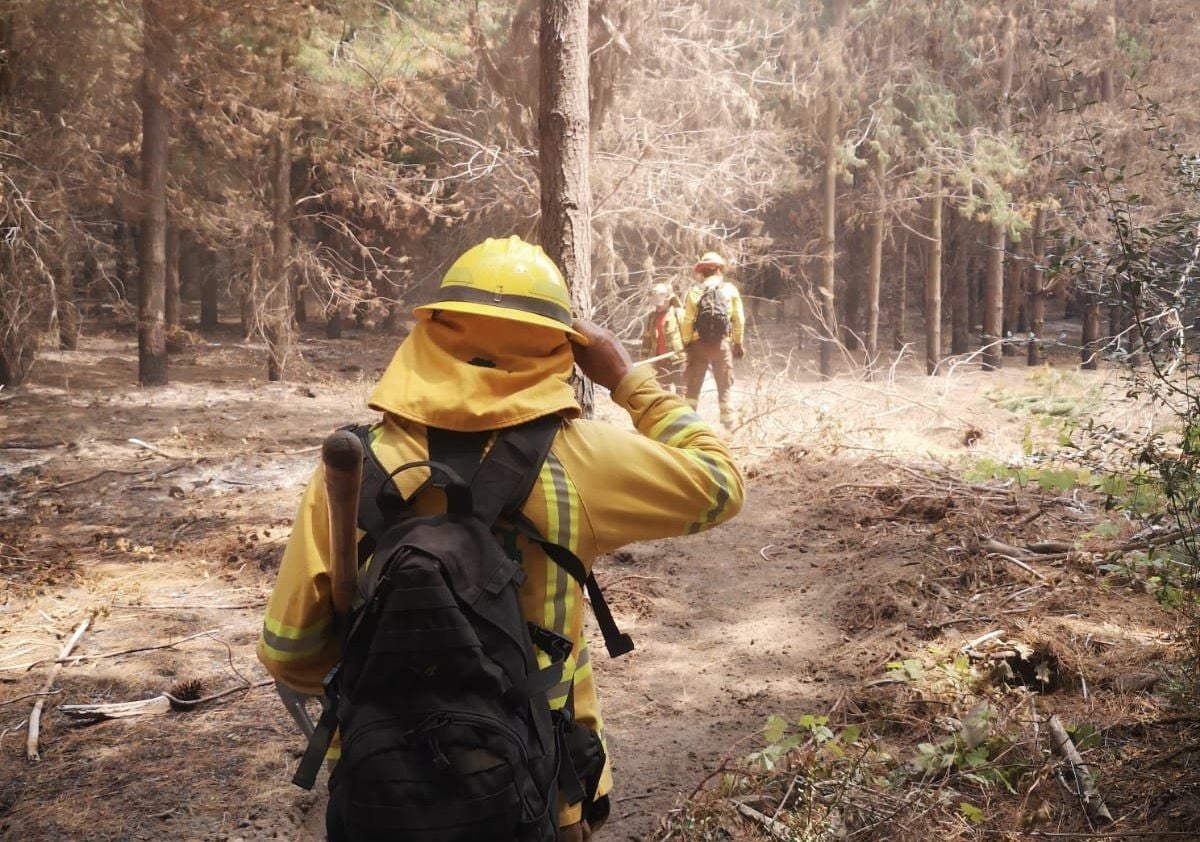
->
<box><xmin>1047</xmin><ymin>714</ymin><xmax>1113</xmax><ymax>826</ymax></box>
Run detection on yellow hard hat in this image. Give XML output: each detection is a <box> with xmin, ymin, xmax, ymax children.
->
<box><xmin>695</xmin><ymin>251</ymin><xmax>727</xmax><ymax>272</ymax></box>
<box><xmin>414</xmin><ymin>236</ymin><xmax>586</xmax><ymax>343</ymax></box>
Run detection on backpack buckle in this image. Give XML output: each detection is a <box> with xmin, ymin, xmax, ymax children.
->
<box><xmin>527</xmin><ymin>623</ymin><xmax>573</xmax><ymax>663</ymax></box>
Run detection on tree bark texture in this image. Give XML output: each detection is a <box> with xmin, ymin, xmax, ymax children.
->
<box><xmin>164</xmin><ymin>224</ymin><xmax>180</xmax><ymax>328</ymax></box>
<box><xmin>199</xmin><ymin>250</ymin><xmax>219</xmax><ymax>331</ymax></box>
<box><xmin>539</xmin><ymin>0</ymin><xmax>594</xmax><ymax>413</ymax></box>
<box><xmin>894</xmin><ymin>233</ymin><xmax>908</xmax><ymax>352</ymax></box>
<box><xmin>1002</xmin><ymin>240</ymin><xmax>1020</xmax><ymax>357</ymax></box>
<box><xmin>982</xmin><ymin>221</ymin><xmax>1005</xmax><ymax>371</ymax></box>
<box><xmin>58</xmin><ymin>234</ymin><xmax>79</xmax><ymax>351</ymax></box>
<box><xmin>866</xmin><ymin>151</ymin><xmax>885</xmax><ymax>371</ymax></box>
<box><xmin>818</xmin><ymin>95</ymin><xmax>839</xmax><ymax>379</ymax></box>
<box><xmin>950</xmin><ymin>215</ymin><xmax>969</xmax><ymax>355</ymax></box>
<box><xmin>138</xmin><ymin>0</ymin><xmax>169</xmax><ymax>386</ymax></box>
<box><xmin>925</xmin><ymin>175</ymin><xmax>943</xmax><ymax>376</ymax></box>
<box><xmin>1081</xmin><ymin>291</ymin><xmax>1102</xmax><ymax>370</ymax></box>
<box><xmin>1028</xmin><ymin>206</ymin><xmax>1046</xmax><ymax>366</ymax></box>
<box><xmin>265</xmin><ymin>113</ymin><xmax>293</xmax><ymax>382</ymax></box>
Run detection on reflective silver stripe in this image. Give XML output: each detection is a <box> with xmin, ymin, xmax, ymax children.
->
<box><xmin>547</xmin><ymin>454</ymin><xmax>572</xmax><ymax>636</ymax></box>
<box><xmin>687</xmin><ymin>452</ymin><xmax>733</xmax><ymax>535</ymax></box>
<box><xmin>656</xmin><ymin>411</ymin><xmax>703</xmax><ymax>445</ymax></box>
<box><xmin>260</xmin><ymin>622</ymin><xmax>326</xmax><ymax>655</ymax></box>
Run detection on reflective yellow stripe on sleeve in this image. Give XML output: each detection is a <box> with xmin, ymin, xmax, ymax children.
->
<box><xmin>260</xmin><ymin>613</ymin><xmax>332</xmax><ymax>662</ymax></box>
<box><xmin>539</xmin><ymin>453</ymin><xmax>581</xmax><ymax>710</ymax></box>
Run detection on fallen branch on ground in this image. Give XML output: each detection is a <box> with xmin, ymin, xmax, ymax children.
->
<box><xmin>989</xmin><ymin>553</ymin><xmax>1051</xmax><ymax>583</ymax></box>
<box><xmin>28</xmin><ymin>610</ymin><xmax>95</xmax><ymax>760</ymax></box>
<box><xmin>1</xmin><ymin>628</ymin><xmax>218</xmax><ymax>672</ymax></box>
<box><xmin>731</xmin><ymin>801</ymin><xmax>791</xmax><ymax>841</ymax></box>
<box><xmin>1047</xmin><ymin>713</ymin><xmax>1113</xmax><ymax>826</ymax></box>
<box><xmin>59</xmin><ymin>678</ymin><xmax>273</xmax><ymax>723</ymax></box>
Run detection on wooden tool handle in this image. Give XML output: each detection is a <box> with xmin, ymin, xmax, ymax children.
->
<box><xmin>322</xmin><ymin>430</ymin><xmax>364</xmax><ymax>617</ymax></box>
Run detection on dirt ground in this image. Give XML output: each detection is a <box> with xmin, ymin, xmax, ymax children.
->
<box><xmin>0</xmin><ymin>316</ymin><xmax>1193</xmax><ymax>841</ymax></box>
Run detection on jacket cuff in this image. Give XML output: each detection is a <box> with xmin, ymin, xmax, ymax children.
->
<box><xmin>611</xmin><ymin>364</ymin><xmax>656</xmax><ymax>409</ymax></box>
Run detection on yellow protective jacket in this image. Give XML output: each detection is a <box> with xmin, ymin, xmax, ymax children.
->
<box><xmin>257</xmin><ymin>311</ymin><xmax>744</xmax><ymax>827</ymax></box>
<box><xmin>680</xmin><ymin>274</ymin><xmax>745</xmax><ymax>346</ymax></box>
<box><xmin>640</xmin><ymin>305</ymin><xmax>686</xmax><ymax>359</ymax></box>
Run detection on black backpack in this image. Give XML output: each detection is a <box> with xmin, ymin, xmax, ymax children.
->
<box><xmin>292</xmin><ymin>416</ymin><xmax>632</xmax><ymax>842</ymax></box>
<box><xmin>694</xmin><ymin>283</ymin><xmax>732</xmax><ymax>343</ymax></box>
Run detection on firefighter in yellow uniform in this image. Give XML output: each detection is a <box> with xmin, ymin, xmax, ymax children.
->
<box><xmin>640</xmin><ymin>282</ymin><xmax>685</xmax><ymax>391</ymax></box>
<box><xmin>680</xmin><ymin>252</ymin><xmax>745</xmax><ymax>429</ymax></box>
<box><xmin>258</xmin><ymin>237</ymin><xmax>745</xmax><ymax>841</ymax></box>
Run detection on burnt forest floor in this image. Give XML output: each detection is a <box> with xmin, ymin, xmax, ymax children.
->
<box><xmin>1</xmin><ymin>314</ymin><xmax>1197</xmax><ymax>841</ymax></box>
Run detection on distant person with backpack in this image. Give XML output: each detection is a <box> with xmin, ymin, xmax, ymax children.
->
<box><xmin>640</xmin><ymin>282</ymin><xmax>685</xmax><ymax>391</ymax></box>
<box><xmin>258</xmin><ymin>236</ymin><xmax>744</xmax><ymax>842</ymax></box>
<box><xmin>680</xmin><ymin>251</ymin><xmax>745</xmax><ymax>429</ymax></box>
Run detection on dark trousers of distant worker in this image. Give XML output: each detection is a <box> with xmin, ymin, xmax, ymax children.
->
<box><xmin>684</xmin><ymin>340</ymin><xmax>735</xmax><ymax>425</ymax></box>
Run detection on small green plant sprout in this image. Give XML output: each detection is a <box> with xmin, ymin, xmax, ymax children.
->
<box><xmin>885</xmin><ymin>658</ymin><xmax>924</xmax><ymax>682</ymax></box>
<box><xmin>748</xmin><ymin>713</ymin><xmax>861</xmax><ymax>771</ymax></box>
<box><xmin>912</xmin><ymin>701</ymin><xmax>998</xmax><ymax>781</ymax></box>
<box><xmin>959</xmin><ymin>801</ymin><xmax>985</xmax><ymax>825</ymax></box>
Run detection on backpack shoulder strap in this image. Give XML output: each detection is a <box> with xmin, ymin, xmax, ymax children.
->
<box><xmin>469</xmin><ymin>415</ymin><xmax>561</xmax><ymax>527</ymax></box>
<box><xmin>472</xmin><ymin>416</ymin><xmax>634</xmax><ymax>659</ymax></box>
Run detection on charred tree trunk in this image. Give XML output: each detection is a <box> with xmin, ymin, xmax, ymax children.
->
<box><xmin>178</xmin><ymin>231</ymin><xmax>198</xmax><ymax>302</ymax></box>
<box><xmin>265</xmin><ymin>107</ymin><xmax>293</xmax><ymax>381</ymax></box>
<box><xmin>866</xmin><ymin>151</ymin><xmax>885</xmax><ymax>372</ymax></box>
<box><xmin>325</xmin><ymin>304</ymin><xmax>343</xmax><ymax>339</ymax></box>
<box><xmin>818</xmin><ymin>95</ymin><xmax>839</xmax><ymax>379</ymax></box>
<box><xmin>199</xmin><ymin>249</ymin><xmax>219</xmax><ymax>332</ymax></box>
<box><xmin>950</xmin><ymin>213</ymin><xmax>970</xmax><ymax>356</ymax></box>
<box><xmin>1081</xmin><ymin>289</ymin><xmax>1102</xmax><ymax>370</ymax></box>
<box><xmin>137</xmin><ymin>0</ymin><xmax>169</xmax><ymax>386</ymax></box>
<box><xmin>293</xmin><ymin>278</ymin><xmax>307</xmax><ymax>324</ymax></box>
<box><xmin>164</xmin><ymin>224</ymin><xmax>180</xmax><ymax>329</ymax></box>
<box><xmin>1002</xmin><ymin>242</ymin><xmax>1020</xmax><ymax>357</ymax></box>
<box><xmin>982</xmin><ymin>221</ymin><xmax>1005</xmax><ymax>371</ymax></box>
<box><xmin>1028</xmin><ymin>206</ymin><xmax>1046</xmax><ymax>366</ymax></box>
<box><xmin>894</xmin><ymin>232</ymin><xmax>908</xmax><ymax>352</ymax></box>
<box><xmin>925</xmin><ymin>175</ymin><xmax>943</xmax><ymax>376</ymax></box>
<box><xmin>58</xmin><ymin>236</ymin><xmax>80</xmax><ymax>351</ymax></box>
<box><xmin>539</xmin><ymin>0</ymin><xmax>593</xmax><ymax>412</ymax></box>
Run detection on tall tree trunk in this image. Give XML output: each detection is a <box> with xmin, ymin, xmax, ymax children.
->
<box><xmin>58</xmin><ymin>235</ymin><xmax>80</xmax><ymax>351</ymax></box>
<box><xmin>1002</xmin><ymin>240</ymin><xmax>1019</xmax><ymax>357</ymax></box>
<box><xmin>982</xmin><ymin>221</ymin><xmax>1005</xmax><ymax>371</ymax></box>
<box><xmin>199</xmin><ymin>248</ymin><xmax>219</xmax><ymax>332</ymax></box>
<box><xmin>164</xmin><ymin>224</ymin><xmax>180</xmax><ymax>329</ymax></box>
<box><xmin>326</xmin><ymin>304</ymin><xmax>343</xmax><ymax>339</ymax></box>
<box><xmin>539</xmin><ymin>0</ymin><xmax>593</xmax><ymax>413</ymax></box>
<box><xmin>1099</xmin><ymin>0</ymin><xmax>1118</xmax><ymax>102</ymax></box>
<box><xmin>265</xmin><ymin>108</ymin><xmax>293</xmax><ymax>381</ymax></box>
<box><xmin>795</xmin><ymin>272</ymin><xmax>809</xmax><ymax>350</ymax></box>
<box><xmin>866</xmin><ymin>151</ymin><xmax>885</xmax><ymax>373</ymax></box>
<box><xmin>1028</xmin><ymin>206</ymin><xmax>1046</xmax><ymax>366</ymax></box>
<box><xmin>925</xmin><ymin>175</ymin><xmax>943</xmax><ymax>376</ymax></box>
<box><xmin>178</xmin><ymin>230</ymin><xmax>198</xmax><ymax>301</ymax></box>
<box><xmin>818</xmin><ymin>95</ymin><xmax>839</xmax><ymax>379</ymax></box>
<box><xmin>1081</xmin><ymin>289</ymin><xmax>1101</xmax><ymax>370</ymax></box>
<box><xmin>950</xmin><ymin>214</ymin><xmax>970</xmax><ymax>355</ymax></box>
<box><xmin>138</xmin><ymin>0</ymin><xmax>169</xmax><ymax>386</ymax></box>
<box><xmin>0</xmin><ymin>14</ymin><xmax>15</xmax><ymax>100</ymax></box>
<box><xmin>894</xmin><ymin>232</ymin><xmax>908</xmax><ymax>352</ymax></box>
<box><xmin>293</xmin><ymin>278</ymin><xmax>307</xmax><ymax>324</ymax></box>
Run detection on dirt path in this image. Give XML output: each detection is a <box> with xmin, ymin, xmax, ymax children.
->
<box><xmin>1</xmin><ymin>325</ymin><xmax>1161</xmax><ymax>840</ymax></box>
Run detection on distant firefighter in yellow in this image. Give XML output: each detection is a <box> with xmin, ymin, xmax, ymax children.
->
<box><xmin>641</xmin><ymin>282</ymin><xmax>685</xmax><ymax>391</ymax></box>
<box><xmin>680</xmin><ymin>252</ymin><xmax>745</xmax><ymax>428</ymax></box>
